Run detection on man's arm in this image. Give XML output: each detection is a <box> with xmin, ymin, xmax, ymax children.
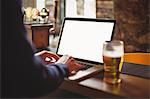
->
<box><xmin>2</xmin><ymin>0</ymin><xmax>68</xmax><ymax>98</ymax></box>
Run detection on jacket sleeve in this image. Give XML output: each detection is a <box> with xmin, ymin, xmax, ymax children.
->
<box><xmin>26</xmin><ymin>56</ymin><xmax>69</xmax><ymax>97</ymax></box>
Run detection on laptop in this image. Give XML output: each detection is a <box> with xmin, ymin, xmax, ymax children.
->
<box><xmin>56</xmin><ymin>17</ymin><xmax>116</xmax><ymax>81</ymax></box>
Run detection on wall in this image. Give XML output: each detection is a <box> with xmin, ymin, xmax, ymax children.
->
<box><xmin>96</xmin><ymin>0</ymin><xmax>149</xmax><ymax>52</ymax></box>
<box><xmin>113</xmin><ymin>0</ymin><xmax>149</xmax><ymax>52</ymax></box>
<box><xmin>22</xmin><ymin>0</ymin><xmax>36</xmax><ymax>8</ymax></box>
<box><xmin>96</xmin><ymin>0</ymin><xmax>114</xmax><ymax>18</ymax></box>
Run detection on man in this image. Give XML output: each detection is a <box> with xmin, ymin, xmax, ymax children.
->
<box><xmin>1</xmin><ymin>0</ymin><xmax>83</xmax><ymax>98</ymax></box>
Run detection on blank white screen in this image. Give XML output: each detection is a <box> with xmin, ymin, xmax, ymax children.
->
<box><xmin>57</xmin><ymin>20</ymin><xmax>114</xmax><ymax>63</ymax></box>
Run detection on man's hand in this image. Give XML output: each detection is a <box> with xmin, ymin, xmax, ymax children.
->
<box><xmin>55</xmin><ymin>55</ymin><xmax>85</xmax><ymax>76</ymax></box>
<box><xmin>35</xmin><ymin>50</ymin><xmax>60</xmax><ymax>64</ymax></box>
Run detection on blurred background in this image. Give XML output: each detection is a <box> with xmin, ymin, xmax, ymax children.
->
<box><xmin>22</xmin><ymin>0</ymin><xmax>149</xmax><ymax>53</ymax></box>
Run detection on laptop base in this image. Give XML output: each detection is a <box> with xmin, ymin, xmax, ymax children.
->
<box><xmin>67</xmin><ymin>65</ymin><xmax>104</xmax><ymax>81</ymax></box>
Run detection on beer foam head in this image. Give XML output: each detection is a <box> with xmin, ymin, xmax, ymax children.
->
<box><xmin>103</xmin><ymin>51</ymin><xmax>123</xmax><ymax>58</ymax></box>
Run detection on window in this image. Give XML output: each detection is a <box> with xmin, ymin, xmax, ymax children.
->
<box><xmin>65</xmin><ymin>0</ymin><xmax>96</xmax><ymax>18</ymax></box>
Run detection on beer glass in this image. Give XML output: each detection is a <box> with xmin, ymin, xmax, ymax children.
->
<box><xmin>103</xmin><ymin>40</ymin><xmax>124</xmax><ymax>84</ymax></box>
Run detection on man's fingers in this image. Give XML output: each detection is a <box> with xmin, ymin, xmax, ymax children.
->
<box><xmin>56</xmin><ymin>55</ymin><xmax>70</xmax><ymax>64</ymax></box>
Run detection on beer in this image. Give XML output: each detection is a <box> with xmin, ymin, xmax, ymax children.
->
<box><xmin>103</xmin><ymin>41</ymin><xmax>124</xmax><ymax>84</ymax></box>
<box><xmin>103</xmin><ymin>54</ymin><xmax>123</xmax><ymax>84</ymax></box>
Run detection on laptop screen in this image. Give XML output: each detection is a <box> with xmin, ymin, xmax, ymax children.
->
<box><xmin>56</xmin><ymin>17</ymin><xmax>115</xmax><ymax>64</ymax></box>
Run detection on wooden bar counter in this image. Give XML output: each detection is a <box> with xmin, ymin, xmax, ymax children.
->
<box><xmin>59</xmin><ymin>53</ymin><xmax>150</xmax><ymax>98</ymax></box>
<box><xmin>59</xmin><ymin>68</ymin><xmax>149</xmax><ymax>98</ymax></box>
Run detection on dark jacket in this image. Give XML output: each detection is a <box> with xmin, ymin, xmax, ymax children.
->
<box><xmin>1</xmin><ymin>0</ymin><xmax>68</xmax><ymax>98</ymax></box>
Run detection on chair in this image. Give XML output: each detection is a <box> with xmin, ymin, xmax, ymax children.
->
<box><xmin>124</xmin><ymin>53</ymin><xmax>150</xmax><ymax>65</ymax></box>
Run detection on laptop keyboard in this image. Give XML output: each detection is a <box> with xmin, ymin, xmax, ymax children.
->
<box><xmin>77</xmin><ymin>61</ymin><xmax>93</xmax><ymax>70</ymax></box>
